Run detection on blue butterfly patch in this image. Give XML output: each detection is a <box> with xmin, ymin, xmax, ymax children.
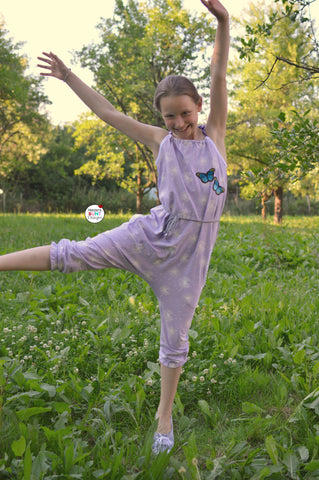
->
<box><xmin>212</xmin><ymin>177</ymin><xmax>225</xmax><ymax>195</ymax></box>
<box><xmin>196</xmin><ymin>168</ymin><xmax>215</xmax><ymax>183</ymax></box>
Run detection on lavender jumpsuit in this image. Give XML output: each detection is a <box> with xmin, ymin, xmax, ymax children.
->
<box><xmin>50</xmin><ymin>127</ymin><xmax>227</xmax><ymax>368</ymax></box>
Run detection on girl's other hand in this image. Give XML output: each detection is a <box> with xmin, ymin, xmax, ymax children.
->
<box><xmin>37</xmin><ymin>52</ymin><xmax>69</xmax><ymax>81</ymax></box>
<box><xmin>200</xmin><ymin>0</ymin><xmax>229</xmax><ymax>21</ymax></box>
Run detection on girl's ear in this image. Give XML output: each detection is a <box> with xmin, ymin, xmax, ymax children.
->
<box><xmin>197</xmin><ymin>96</ymin><xmax>203</xmax><ymax>112</ymax></box>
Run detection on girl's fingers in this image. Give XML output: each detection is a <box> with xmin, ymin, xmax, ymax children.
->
<box><xmin>37</xmin><ymin>64</ymin><xmax>52</xmax><ymax>70</ymax></box>
<box><xmin>37</xmin><ymin>57</ymin><xmax>52</xmax><ymax>64</ymax></box>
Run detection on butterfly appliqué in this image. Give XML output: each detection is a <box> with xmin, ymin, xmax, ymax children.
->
<box><xmin>196</xmin><ymin>168</ymin><xmax>225</xmax><ymax>195</ymax></box>
<box><xmin>196</xmin><ymin>168</ymin><xmax>215</xmax><ymax>183</ymax></box>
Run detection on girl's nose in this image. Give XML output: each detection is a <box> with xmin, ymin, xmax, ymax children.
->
<box><xmin>174</xmin><ymin>116</ymin><xmax>185</xmax><ymax>129</ymax></box>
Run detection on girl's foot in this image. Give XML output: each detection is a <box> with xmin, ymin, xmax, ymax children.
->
<box><xmin>152</xmin><ymin>416</ymin><xmax>174</xmax><ymax>454</ymax></box>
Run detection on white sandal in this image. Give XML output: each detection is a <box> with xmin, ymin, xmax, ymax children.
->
<box><xmin>152</xmin><ymin>416</ymin><xmax>174</xmax><ymax>454</ymax></box>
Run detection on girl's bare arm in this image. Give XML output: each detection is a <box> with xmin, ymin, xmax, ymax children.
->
<box><xmin>200</xmin><ymin>1</ymin><xmax>229</xmax><ymax>159</ymax></box>
<box><xmin>37</xmin><ymin>52</ymin><xmax>166</xmax><ymax>153</ymax></box>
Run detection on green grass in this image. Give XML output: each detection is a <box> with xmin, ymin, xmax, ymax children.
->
<box><xmin>0</xmin><ymin>214</ymin><xmax>319</xmax><ymax>479</ymax></box>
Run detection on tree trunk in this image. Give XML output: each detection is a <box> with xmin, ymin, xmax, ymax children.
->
<box><xmin>261</xmin><ymin>192</ymin><xmax>270</xmax><ymax>221</ymax></box>
<box><xmin>136</xmin><ymin>168</ymin><xmax>143</xmax><ymax>214</ymax></box>
<box><xmin>306</xmin><ymin>194</ymin><xmax>311</xmax><ymax>214</ymax></box>
<box><xmin>274</xmin><ymin>186</ymin><xmax>283</xmax><ymax>224</ymax></box>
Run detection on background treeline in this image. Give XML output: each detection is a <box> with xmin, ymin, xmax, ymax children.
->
<box><xmin>0</xmin><ymin>0</ymin><xmax>318</xmax><ymax>222</ymax></box>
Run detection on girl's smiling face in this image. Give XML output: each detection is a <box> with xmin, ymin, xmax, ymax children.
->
<box><xmin>160</xmin><ymin>95</ymin><xmax>203</xmax><ymax>140</ymax></box>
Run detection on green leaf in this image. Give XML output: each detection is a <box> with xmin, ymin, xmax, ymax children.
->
<box><xmin>24</xmin><ymin>443</ymin><xmax>32</xmax><ymax>480</ymax></box>
<box><xmin>265</xmin><ymin>435</ymin><xmax>279</xmax><ymax>465</ymax></box>
<box><xmin>16</xmin><ymin>407</ymin><xmax>52</xmax><ymax>421</ymax></box>
<box><xmin>293</xmin><ymin>349</ymin><xmax>306</xmax><ymax>365</ymax></box>
<box><xmin>242</xmin><ymin>402</ymin><xmax>265</xmax><ymax>415</ymax></box>
<box><xmin>11</xmin><ymin>435</ymin><xmax>26</xmax><ymax>457</ymax></box>
<box><xmin>283</xmin><ymin>452</ymin><xmax>299</xmax><ymax>477</ymax></box>
<box><xmin>198</xmin><ymin>399</ymin><xmax>214</xmax><ymax>421</ymax></box>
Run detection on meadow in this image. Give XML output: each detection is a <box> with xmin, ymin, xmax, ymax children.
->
<box><xmin>0</xmin><ymin>213</ymin><xmax>318</xmax><ymax>479</ymax></box>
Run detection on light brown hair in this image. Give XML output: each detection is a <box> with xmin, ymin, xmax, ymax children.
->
<box><xmin>154</xmin><ymin>75</ymin><xmax>201</xmax><ymax>112</ymax></box>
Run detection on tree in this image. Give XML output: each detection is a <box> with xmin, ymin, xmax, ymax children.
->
<box><xmin>228</xmin><ymin>1</ymin><xmax>318</xmax><ymax>223</ymax></box>
<box><xmin>0</xmin><ymin>21</ymin><xmax>49</xmax><ymax>191</ymax></box>
<box><xmin>74</xmin><ymin>0</ymin><xmax>214</xmax><ymax>212</ymax></box>
<box><xmin>234</xmin><ymin>0</ymin><xmax>319</xmax><ymax>222</ymax></box>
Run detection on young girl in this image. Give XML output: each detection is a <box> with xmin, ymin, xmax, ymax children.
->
<box><xmin>0</xmin><ymin>0</ymin><xmax>229</xmax><ymax>454</ymax></box>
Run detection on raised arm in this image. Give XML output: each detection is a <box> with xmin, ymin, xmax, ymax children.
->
<box><xmin>37</xmin><ymin>52</ymin><xmax>165</xmax><ymax>153</ymax></box>
<box><xmin>200</xmin><ymin>0</ymin><xmax>229</xmax><ymax>159</ymax></box>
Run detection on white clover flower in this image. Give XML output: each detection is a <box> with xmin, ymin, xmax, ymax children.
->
<box><xmin>74</xmin><ymin>368</ymin><xmax>79</xmax><ymax>374</ymax></box>
<box><xmin>203</xmin><ymin>369</ymin><xmax>209</xmax><ymax>375</ymax></box>
<box><xmin>211</xmin><ymin>378</ymin><xmax>217</xmax><ymax>384</ymax></box>
<box><xmin>3</xmin><ymin>328</ymin><xmax>10</xmax><ymax>334</ymax></box>
<box><xmin>192</xmin><ymin>351</ymin><xmax>197</xmax><ymax>358</ymax></box>
<box><xmin>46</xmin><ymin>351</ymin><xmax>51</xmax><ymax>357</ymax></box>
<box><xmin>81</xmin><ymin>321</ymin><xmax>86</xmax><ymax>326</ymax></box>
<box><xmin>48</xmin><ymin>340</ymin><xmax>52</xmax><ymax>346</ymax></box>
<box><xmin>200</xmin><ymin>376</ymin><xmax>205</xmax><ymax>382</ymax></box>
<box><xmin>192</xmin><ymin>376</ymin><xmax>197</xmax><ymax>382</ymax></box>
<box><xmin>55</xmin><ymin>345</ymin><xmax>60</xmax><ymax>351</ymax></box>
<box><xmin>219</xmin><ymin>353</ymin><xmax>224</xmax><ymax>359</ymax></box>
<box><xmin>146</xmin><ymin>378</ymin><xmax>153</xmax><ymax>386</ymax></box>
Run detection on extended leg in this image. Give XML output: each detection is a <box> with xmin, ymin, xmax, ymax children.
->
<box><xmin>157</xmin><ymin>364</ymin><xmax>182</xmax><ymax>433</ymax></box>
<box><xmin>0</xmin><ymin>246</ymin><xmax>51</xmax><ymax>271</ymax></box>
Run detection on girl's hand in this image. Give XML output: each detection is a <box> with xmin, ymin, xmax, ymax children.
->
<box><xmin>200</xmin><ymin>0</ymin><xmax>229</xmax><ymax>21</ymax></box>
<box><xmin>37</xmin><ymin>52</ymin><xmax>69</xmax><ymax>81</ymax></box>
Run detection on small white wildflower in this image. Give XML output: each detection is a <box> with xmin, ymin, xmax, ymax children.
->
<box><xmin>219</xmin><ymin>353</ymin><xmax>224</xmax><ymax>359</ymax></box>
<box><xmin>46</xmin><ymin>351</ymin><xmax>51</xmax><ymax>357</ymax></box>
<box><xmin>146</xmin><ymin>378</ymin><xmax>153</xmax><ymax>386</ymax></box>
<box><xmin>203</xmin><ymin>369</ymin><xmax>209</xmax><ymax>375</ymax></box>
<box><xmin>74</xmin><ymin>368</ymin><xmax>79</xmax><ymax>374</ymax></box>
<box><xmin>81</xmin><ymin>321</ymin><xmax>86</xmax><ymax>326</ymax></box>
<box><xmin>211</xmin><ymin>378</ymin><xmax>217</xmax><ymax>384</ymax></box>
<box><xmin>232</xmin><ymin>359</ymin><xmax>237</xmax><ymax>364</ymax></box>
<box><xmin>200</xmin><ymin>376</ymin><xmax>205</xmax><ymax>382</ymax></box>
<box><xmin>48</xmin><ymin>340</ymin><xmax>52</xmax><ymax>346</ymax></box>
<box><xmin>192</xmin><ymin>351</ymin><xmax>197</xmax><ymax>358</ymax></box>
<box><xmin>192</xmin><ymin>376</ymin><xmax>197</xmax><ymax>382</ymax></box>
<box><xmin>3</xmin><ymin>328</ymin><xmax>10</xmax><ymax>334</ymax></box>
<box><xmin>55</xmin><ymin>345</ymin><xmax>60</xmax><ymax>351</ymax></box>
